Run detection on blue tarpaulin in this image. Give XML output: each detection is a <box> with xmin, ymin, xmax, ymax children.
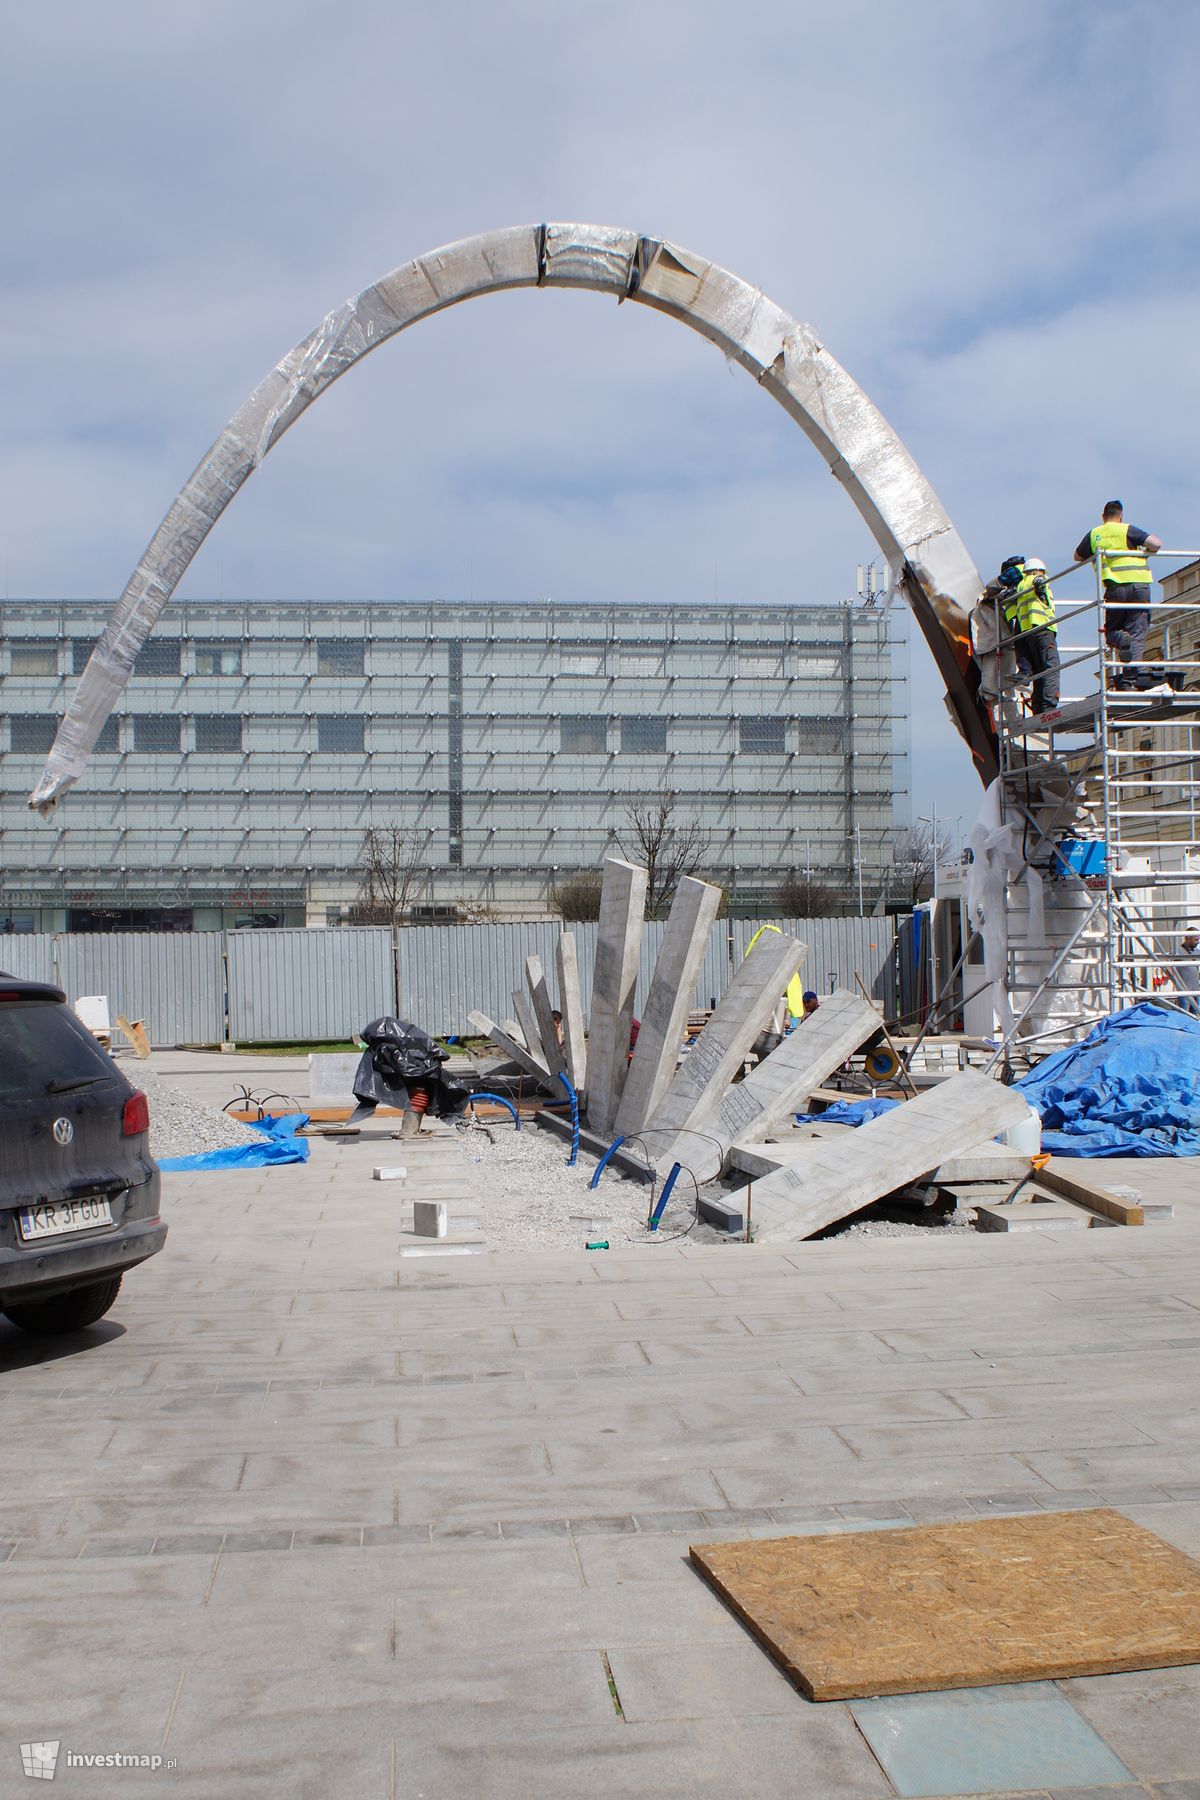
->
<box><xmin>805</xmin><ymin>1096</ymin><xmax>901</xmax><ymax>1128</ymax></box>
<box><xmin>158</xmin><ymin>1112</ymin><xmax>310</xmax><ymax>1172</ymax></box>
<box><xmin>1015</xmin><ymin>1002</ymin><xmax>1200</xmax><ymax>1158</ymax></box>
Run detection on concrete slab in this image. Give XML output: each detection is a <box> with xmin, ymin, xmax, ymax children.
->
<box><xmin>555</xmin><ymin>932</ymin><xmax>587</xmax><ymax>1093</ymax></box>
<box><xmin>585</xmin><ymin>858</ymin><xmax>648</xmax><ymax>1139</ymax></box>
<box><xmin>525</xmin><ymin>955</ymin><xmax>567</xmax><ymax>1081</ymax></box>
<box><xmin>615</xmin><ymin>876</ymin><xmax>722</xmax><ymax>1138</ymax></box>
<box><xmin>975</xmin><ymin>1201</ymin><xmax>1091</xmax><ymax>1232</ymax></box>
<box><xmin>643</xmin><ymin>929</ymin><xmax>806</xmax><ymax>1167</ymax></box>
<box><xmin>667</xmin><ymin>990</ymin><xmax>880</xmax><ymax>1181</ymax></box>
<box><xmin>743</xmin><ymin>1072</ymin><xmax>1031</xmax><ymax>1242</ymax></box>
<box><xmin>467</xmin><ymin>1009</ymin><xmax>551</xmax><ymax>1088</ymax></box>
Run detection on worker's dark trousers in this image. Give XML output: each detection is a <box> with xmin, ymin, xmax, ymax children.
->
<box><xmin>1104</xmin><ymin>584</ymin><xmax>1154</xmax><ymax>687</ymax></box>
<box><xmin>1027</xmin><ymin>626</ymin><xmax>1060</xmax><ymax>714</ymax></box>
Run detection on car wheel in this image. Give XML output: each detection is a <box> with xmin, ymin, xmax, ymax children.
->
<box><xmin>3</xmin><ymin>1274</ymin><xmax>123</xmax><ymax>1335</ymax></box>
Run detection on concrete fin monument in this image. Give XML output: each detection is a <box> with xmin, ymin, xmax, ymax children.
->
<box><xmin>614</xmin><ymin>875</ymin><xmax>723</xmax><ymax>1138</ymax></box>
<box><xmin>585</xmin><ymin>858</ymin><xmax>649</xmax><ymax>1139</ymax></box>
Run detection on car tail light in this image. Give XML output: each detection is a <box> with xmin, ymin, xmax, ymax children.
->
<box><xmin>122</xmin><ymin>1091</ymin><xmax>150</xmax><ymax>1137</ymax></box>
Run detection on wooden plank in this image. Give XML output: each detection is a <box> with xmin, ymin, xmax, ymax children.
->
<box><xmin>1038</xmin><ymin>1159</ymin><xmax>1145</xmax><ymax>1226</ymax></box>
<box><xmin>690</xmin><ymin>1510</ymin><xmax>1200</xmax><ymax>1702</ymax></box>
<box><xmin>744</xmin><ymin>1071</ymin><xmax>1030</xmax><ymax>1243</ymax></box>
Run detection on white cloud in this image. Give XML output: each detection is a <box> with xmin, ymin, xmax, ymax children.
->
<box><xmin>2</xmin><ymin>0</ymin><xmax>1198</xmax><ymax>832</ymax></box>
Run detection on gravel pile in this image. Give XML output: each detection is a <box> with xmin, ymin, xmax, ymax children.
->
<box><xmin>133</xmin><ymin>1067</ymin><xmax>268</xmax><ymax>1161</ymax></box>
<box><xmin>455</xmin><ymin>1119</ymin><xmax>732</xmax><ymax>1252</ymax></box>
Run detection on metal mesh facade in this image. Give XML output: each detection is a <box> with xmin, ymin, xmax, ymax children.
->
<box><xmin>0</xmin><ymin>599</ymin><xmax>909</xmax><ymax>928</ymax></box>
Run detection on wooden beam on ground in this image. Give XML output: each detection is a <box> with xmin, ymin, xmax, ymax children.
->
<box><xmin>1037</xmin><ymin>1160</ymin><xmax>1145</xmax><ymax>1226</ymax></box>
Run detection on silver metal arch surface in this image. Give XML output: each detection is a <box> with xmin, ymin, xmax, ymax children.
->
<box><xmin>31</xmin><ymin>222</ymin><xmax>994</xmax><ymax>812</ymax></box>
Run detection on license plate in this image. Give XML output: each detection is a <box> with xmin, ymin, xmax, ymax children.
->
<box><xmin>17</xmin><ymin>1196</ymin><xmax>115</xmax><ymax>1242</ymax></box>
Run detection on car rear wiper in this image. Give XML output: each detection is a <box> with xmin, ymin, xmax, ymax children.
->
<box><xmin>45</xmin><ymin>1075</ymin><xmax>106</xmax><ymax>1094</ymax></box>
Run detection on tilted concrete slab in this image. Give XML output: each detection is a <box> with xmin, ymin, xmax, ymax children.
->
<box><xmin>640</xmin><ymin>930</ymin><xmax>806</xmax><ymax>1168</ymax></box>
<box><xmin>555</xmin><ymin>932</ymin><xmax>587</xmax><ymax>1094</ymax></box>
<box><xmin>744</xmin><ymin>1072</ymin><xmax>1031</xmax><ymax>1242</ymax></box>
<box><xmin>466</xmin><ymin>1010</ymin><xmax>551</xmax><ymax>1089</ymax></box>
<box><xmin>614</xmin><ymin>876</ymin><xmax>722</xmax><ymax>1139</ymax></box>
<box><xmin>525</xmin><ymin>955</ymin><xmax>567</xmax><ymax>1083</ymax></box>
<box><xmin>661</xmin><ymin>990</ymin><xmax>880</xmax><ymax>1182</ymax></box>
<box><xmin>585</xmin><ymin>858</ymin><xmax>648</xmax><ymax>1139</ymax></box>
<box><xmin>512</xmin><ymin>990</ymin><xmax>547</xmax><ymax>1075</ymax></box>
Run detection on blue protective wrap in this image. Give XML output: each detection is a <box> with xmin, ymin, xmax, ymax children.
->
<box><xmin>158</xmin><ymin>1112</ymin><xmax>311</xmax><ymax>1171</ymax></box>
<box><xmin>1015</xmin><ymin>1001</ymin><xmax>1200</xmax><ymax>1158</ymax></box>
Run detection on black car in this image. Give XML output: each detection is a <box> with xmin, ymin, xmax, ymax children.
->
<box><xmin>0</xmin><ymin>973</ymin><xmax>166</xmax><ymax>1334</ymax></box>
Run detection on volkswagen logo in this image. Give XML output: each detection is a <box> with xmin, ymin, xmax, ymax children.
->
<box><xmin>52</xmin><ymin>1117</ymin><xmax>74</xmax><ymax>1147</ymax></box>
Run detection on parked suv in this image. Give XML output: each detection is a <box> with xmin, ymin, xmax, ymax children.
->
<box><xmin>0</xmin><ymin>974</ymin><xmax>166</xmax><ymax>1334</ymax></box>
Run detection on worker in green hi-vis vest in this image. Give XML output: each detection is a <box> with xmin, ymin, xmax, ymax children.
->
<box><xmin>1012</xmin><ymin>558</ymin><xmax>1060</xmax><ymax>715</ymax></box>
<box><xmin>1074</xmin><ymin>499</ymin><xmax>1163</xmax><ymax>691</ymax></box>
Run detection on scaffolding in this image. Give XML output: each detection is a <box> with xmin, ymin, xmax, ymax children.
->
<box><xmin>985</xmin><ymin>547</ymin><xmax>1200</xmax><ymax>1052</ymax></box>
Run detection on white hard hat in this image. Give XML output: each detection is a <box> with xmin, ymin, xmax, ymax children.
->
<box><xmin>1024</xmin><ymin>557</ymin><xmax>1047</xmax><ymax>573</ymax></box>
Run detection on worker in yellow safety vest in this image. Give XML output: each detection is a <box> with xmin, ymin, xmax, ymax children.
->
<box><xmin>1074</xmin><ymin>500</ymin><xmax>1163</xmax><ymax>691</ymax></box>
<box><xmin>1011</xmin><ymin>557</ymin><xmax>1060</xmax><ymax>714</ymax></box>
<box><xmin>745</xmin><ymin>924</ymin><xmax>805</xmax><ymax>1026</ymax></box>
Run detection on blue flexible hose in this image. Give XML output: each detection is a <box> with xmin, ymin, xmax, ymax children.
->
<box><xmin>467</xmin><ymin>1092</ymin><xmax>520</xmax><ymax>1130</ymax></box>
<box><xmin>556</xmin><ymin>1071</ymin><xmax>580</xmax><ymax>1166</ymax></box>
<box><xmin>590</xmin><ymin>1135</ymin><xmax>627</xmax><ymax>1190</ymax></box>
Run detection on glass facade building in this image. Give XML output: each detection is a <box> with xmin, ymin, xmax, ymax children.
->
<box><xmin>0</xmin><ymin>598</ymin><xmax>909</xmax><ymax>929</ymax></box>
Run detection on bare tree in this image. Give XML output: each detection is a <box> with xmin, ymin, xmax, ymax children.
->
<box><xmin>549</xmin><ymin>869</ymin><xmax>604</xmax><ymax>921</ymax></box>
<box><xmin>350</xmin><ymin>826</ymin><xmax>426</xmax><ymax>926</ymax></box>
<box><xmin>618</xmin><ymin>791</ymin><xmax>711</xmax><ymax>920</ymax></box>
<box><xmin>776</xmin><ymin>869</ymin><xmax>841</xmax><ymax>918</ymax></box>
<box><xmin>891</xmin><ymin>821</ymin><xmax>955</xmax><ymax>907</ymax></box>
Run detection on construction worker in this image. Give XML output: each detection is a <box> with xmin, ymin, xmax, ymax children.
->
<box><xmin>1074</xmin><ymin>500</ymin><xmax>1162</xmax><ymax>690</ymax></box>
<box><xmin>1012</xmin><ymin>558</ymin><xmax>1060</xmax><ymax>714</ymax></box>
<box><xmin>745</xmin><ymin>923</ymin><xmax>805</xmax><ymax>1026</ymax></box>
<box><xmin>998</xmin><ymin>555</ymin><xmax>1032</xmax><ymax>687</ymax></box>
<box><xmin>1177</xmin><ymin>927</ymin><xmax>1200</xmax><ymax>1015</ymax></box>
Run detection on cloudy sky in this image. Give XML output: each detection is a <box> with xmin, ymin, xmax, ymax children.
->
<box><xmin>3</xmin><ymin>0</ymin><xmax>1198</xmax><ymax>833</ymax></box>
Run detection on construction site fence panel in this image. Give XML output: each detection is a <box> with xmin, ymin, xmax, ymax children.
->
<box><xmin>1</xmin><ymin>916</ymin><xmax>900</xmax><ymax>1045</ymax></box>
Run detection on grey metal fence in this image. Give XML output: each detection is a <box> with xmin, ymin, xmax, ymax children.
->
<box><xmin>0</xmin><ymin>915</ymin><xmax>900</xmax><ymax>1045</ymax></box>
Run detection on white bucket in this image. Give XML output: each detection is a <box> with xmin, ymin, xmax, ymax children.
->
<box><xmin>998</xmin><ymin>1102</ymin><xmax>1042</xmax><ymax>1156</ymax></box>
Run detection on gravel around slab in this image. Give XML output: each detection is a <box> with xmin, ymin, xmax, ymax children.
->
<box><xmin>454</xmin><ymin>1118</ymin><xmax>733</xmax><ymax>1251</ymax></box>
<box><xmin>132</xmin><ymin>1066</ymin><xmax>269</xmax><ymax>1161</ymax></box>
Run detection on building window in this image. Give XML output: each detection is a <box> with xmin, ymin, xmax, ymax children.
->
<box><xmin>620</xmin><ymin>649</ymin><xmax>665</xmax><ymax>678</ymax></box>
<box><xmin>739</xmin><ymin>715</ymin><xmax>786</xmax><ymax>754</ymax></box>
<box><xmin>195</xmin><ymin>642</ymin><xmax>242</xmax><ymax>676</ymax></box>
<box><xmin>10</xmin><ymin>642</ymin><xmax>58</xmax><ymax>677</ymax></box>
<box><xmin>738</xmin><ymin>649</ymin><xmax>783</xmax><ymax>678</ymax></box>
<box><xmin>133</xmin><ymin>714</ymin><xmax>181</xmax><ymax>752</ymax></box>
<box><xmin>802</xmin><ymin>717</ymin><xmax>846</xmax><ymax>754</ymax></box>
<box><xmin>560</xmin><ymin>715</ymin><xmax>607</xmax><ymax>754</ymax></box>
<box><xmin>316</xmin><ymin>640</ymin><xmax>365</xmax><ymax>676</ymax></box>
<box><xmin>94</xmin><ymin>717</ymin><xmax>120</xmax><ymax>753</ymax></box>
<box><xmin>317</xmin><ymin>714</ymin><xmax>365</xmax><ymax>752</ymax></box>
<box><xmin>71</xmin><ymin>638</ymin><xmax>97</xmax><ymax>674</ymax></box>
<box><xmin>559</xmin><ymin>644</ymin><xmax>606</xmax><ymax>677</ymax></box>
<box><xmin>8</xmin><ymin>714</ymin><xmax>56</xmax><ymax>753</ymax></box>
<box><xmin>620</xmin><ymin>716</ymin><xmax>668</xmax><ymax>754</ymax></box>
<box><xmin>195</xmin><ymin>714</ymin><xmax>243</xmax><ymax>753</ymax></box>
<box><xmin>133</xmin><ymin>641</ymin><xmax>181</xmax><ymax>677</ymax></box>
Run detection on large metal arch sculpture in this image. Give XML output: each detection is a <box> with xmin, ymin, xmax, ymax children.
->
<box><xmin>31</xmin><ymin>221</ymin><xmax>995</xmax><ymax>813</ymax></box>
